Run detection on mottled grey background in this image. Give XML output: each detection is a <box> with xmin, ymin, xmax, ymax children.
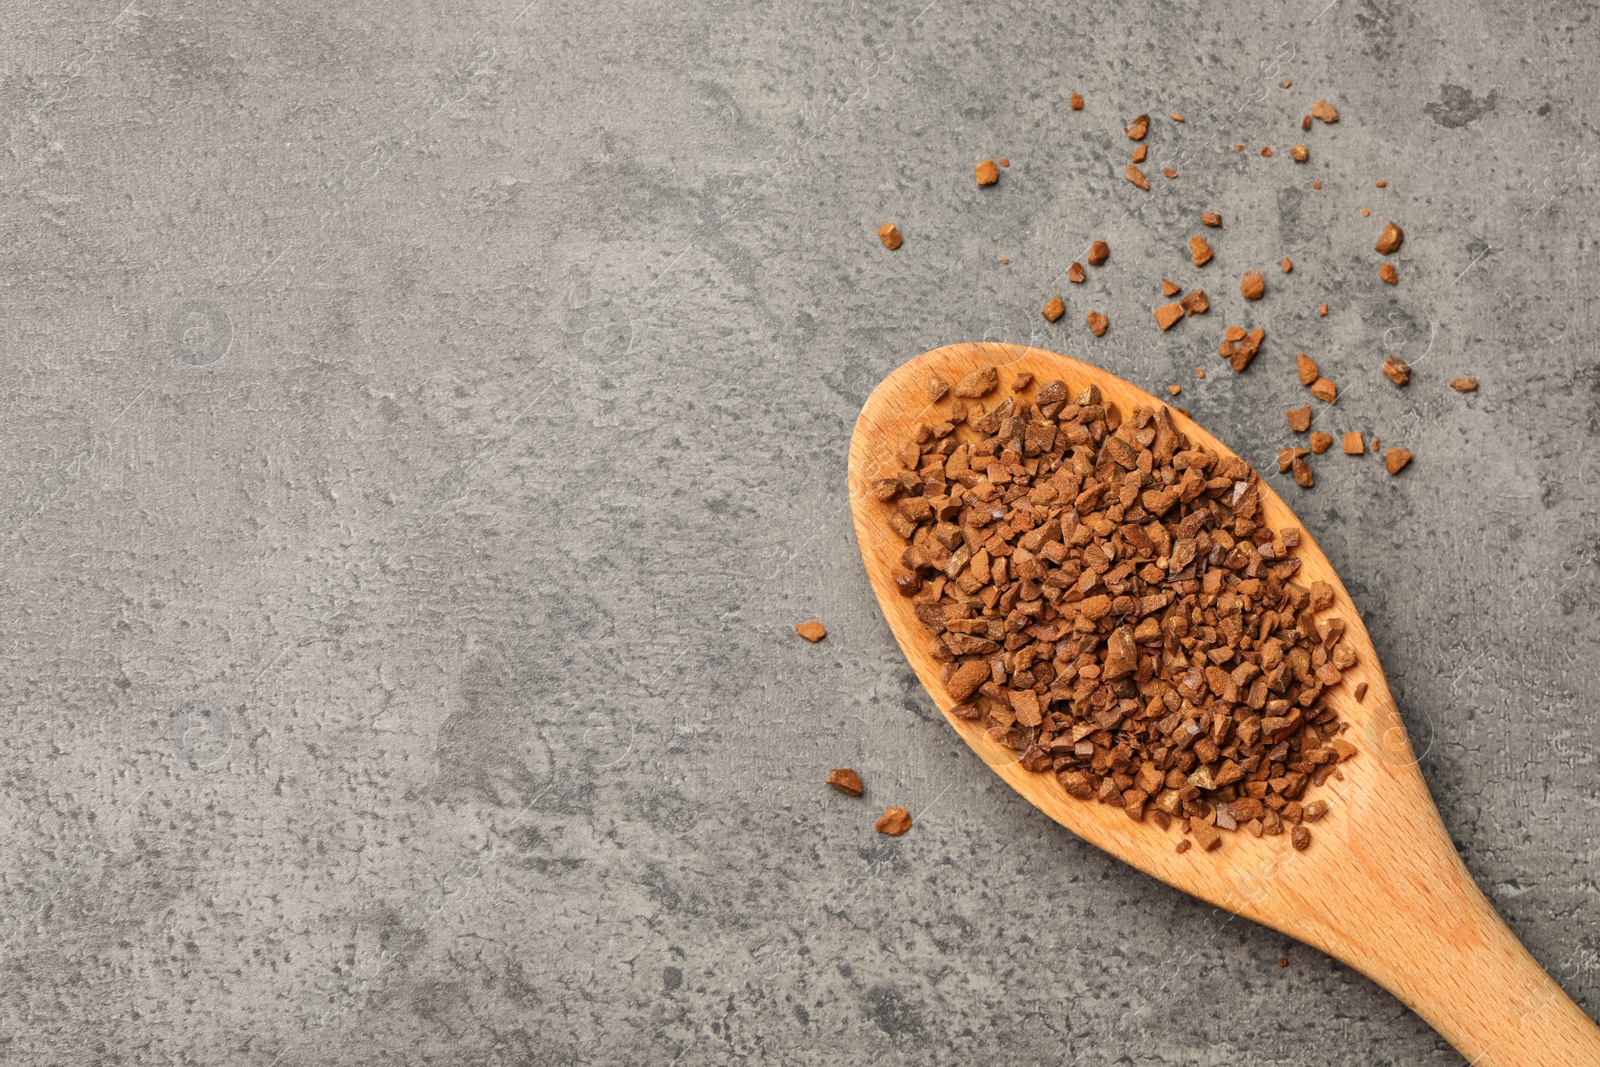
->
<box><xmin>1</xmin><ymin>0</ymin><xmax>1595</xmax><ymax>1064</ymax></box>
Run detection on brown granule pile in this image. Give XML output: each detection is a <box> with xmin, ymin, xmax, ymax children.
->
<box><xmin>877</xmin><ymin>368</ymin><xmax>1358</xmax><ymax>850</ymax></box>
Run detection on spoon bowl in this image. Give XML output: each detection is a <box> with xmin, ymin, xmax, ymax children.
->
<box><xmin>848</xmin><ymin>342</ymin><xmax>1600</xmax><ymax>1067</ymax></box>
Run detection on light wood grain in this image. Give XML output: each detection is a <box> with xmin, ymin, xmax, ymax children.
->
<box><xmin>848</xmin><ymin>342</ymin><xmax>1600</xmax><ymax>1067</ymax></box>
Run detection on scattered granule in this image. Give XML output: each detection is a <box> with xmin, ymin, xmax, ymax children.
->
<box><xmin>976</xmin><ymin>160</ymin><xmax>1000</xmax><ymax>186</ymax></box>
<box><xmin>1297</xmin><ymin>353</ymin><xmax>1320</xmax><ymax>386</ymax></box>
<box><xmin>1342</xmin><ymin>431</ymin><xmax>1364</xmax><ymax>455</ymax></box>
<box><xmin>1303</xmin><ymin>799</ymin><xmax>1329</xmax><ymax>822</ymax></box>
<box><xmin>1375</xmin><ymin>221</ymin><xmax>1404</xmax><ymax>254</ymax></box>
<box><xmin>1236</xmin><ymin>144</ymin><xmax>1244</xmax><ymax>151</ymax></box>
<box><xmin>1375</xmin><ymin>179</ymin><xmax>1387</xmax><ymax>188</ymax></box>
<box><xmin>1292</xmin><ymin>456</ymin><xmax>1315</xmax><ymax>487</ymax></box>
<box><xmin>1278</xmin><ymin>957</ymin><xmax>1289</xmax><ymax>967</ymax></box>
<box><xmin>1319</xmin><ymin>301</ymin><xmax>1329</xmax><ymax>317</ymax></box>
<box><xmin>1379</xmin><ymin>263</ymin><xmax>1398</xmax><ymax>285</ymax></box>
<box><xmin>1382</xmin><ymin>355</ymin><xmax>1411</xmax><ymax>386</ymax></box>
<box><xmin>1162</xmin><ymin>278</ymin><xmax>1181</xmax><ymax>297</ymax></box>
<box><xmin>1043</xmin><ymin>296</ymin><xmax>1066</xmax><ymax>323</ymax></box>
<box><xmin>1360</xmin><ymin>207</ymin><xmax>1371</xmax><ymax>218</ymax></box>
<box><xmin>826</xmin><ymin>768</ymin><xmax>864</xmax><ymax>796</ymax></box>
<box><xmin>1370</xmin><ymin>438</ymin><xmax>1380</xmax><ymax>452</ymax></box>
<box><xmin>883</xmin><ymin>378</ymin><xmax>1359</xmax><ymax>850</ymax></box>
<box><xmin>1088</xmin><ymin>240</ymin><xmax>1111</xmax><ymax>266</ymax></box>
<box><xmin>1301</xmin><ymin>114</ymin><xmax>1313</xmax><ymax>132</ymax></box>
<box><xmin>1240</xmin><ymin>270</ymin><xmax>1266</xmax><ymax>300</ymax></box>
<box><xmin>1291</xmin><ymin>825</ymin><xmax>1311</xmax><ymax>850</ymax></box>
<box><xmin>795</xmin><ymin>621</ymin><xmax>827</xmax><ymax>642</ymax></box>
<box><xmin>1282</xmin><ymin>257</ymin><xmax>1293</xmax><ymax>273</ymax></box>
<box><xmin>1287</xmin><ymin>406</ymin><xmax>1312</xmax><ymax>432</ymax></box>
<box><xmin>1125</xmin><ymin>113</ymin><xmax>1150</xmax><ymax>140</ymax></box>
<box><xmin>1175</xmin><ymin>839</ymin><xmax>1192</xmax><ymax>854</ymax></box>
<box><xmin>1085</xmin><ymin>310</ymin><xmax>1109</xmax><ymax>337</ymax></box>
<box><xmin>954</xmin><ymin>364</ymin><xmax>1000</xmax><ymax>397</ymax></box>
<box><xmin>1202</xmin><ymin>212</ymin><xmax>1223</xmax><ymax>228</ymax></box>
<box><xmin>1310</xmin><ymin>378</ymin><xmax>1337</xmax><ymax>404</ymax></box>
<box><xmin>1168</xmin><ymin>384</ymin><xmax>1182</xmax><ymax>396</ymax></box>
<box><xmin>1291</xmin><ymin>145</ymin><xmax>1308</xmax><ymax>162</ymax></box>
<box><xmin>1069</xmin><ymin>261</ymin><xmax>1087</xmax><ymax>284</ymax></box>
<box><xmin>1309</xmin><ymin>432</ymin><xmax>1332</xmax><ymax>454</ymax></box>
<box><xmin>1163</xmin><ymin>167</ymin><xmax>1178</xmax><ymax>179</ymax></box>
<box><xmin>929</xmin><ymin>376</ymin><xmax>950</xmax><ymax>402</ymax></box>
<box><xmin>1260</xmin><ymin>147</ymin><xmax>1274</xmax><ymax>158</ymax></box>
<box><xmin>875</xmin><ymin>806</ymin><xmax>913</xmax><ymax>836</ymax></box>
<box><xmin>878</xmin><ymin>223</ymin><xmax>904</xmax><ymax>250</ymax></box>
<box><xmin>1170</xmin><ymin>112</ymin><xmax>1185</xmax><ymax>122</ymax></box>
<box><xmin>1155</xmin><ymin>303</ymin><xmax>1185</xmax><ymax>330</ymax></box>
<box><xmin>1384</xmin><ymin>448</ymin><xmax>1413</xmax><ymax>475</ymax></box>
<box><xmin>999</xmin><ymin>158</ymin><xmax>1010</xmax><ymax>167</ymax></box>
<box><xmin>1002</xmin><ymin>258</ymin><xmax>1010</xmax><ymax>265</ymax></box>
<box><xmin>1180</xmin><ymin>289</ymin><xmax>1209</xmax><ymax>316</ymax></box>
<box><xmin>1354</xmin><ymin>681</ymin><xmax>1369</xmax><ymax>702</ymax></box>
<box><xmin>1451</xmin><ymin>377</ymin><xmax>1479</xmax><ymax>392</ymax></box>
<box><xmin>1195</xmin><ymin>368</ymin><xmax>1206</xmax><ymax>378</ymax></box>
<box><xmin>1014</xmin><ymin>372</ymin><xmax>1034</xmax><ymax>389</ymax></box>
<box><xmin>1282</xmin><ymin>77</ymin><xmax>1293</xmax><ymax>88</ymax></box>
<box><xmin>1189</xmin><ymin>235</ymin><xmax>1214</xmax><ymax>266</ymax></box>
<box><xmin>1132</xmin><ymin>145</ymin><xmax>1148</xmax><ymax>164</ymax></box>
<box><xmin>1219</xmin><ymin>325</ymin><xmax>1264</xmax><ymax>371</ymax></box>
<box><xmin>1278</xmin><ymin>446</ymin><xmax>1309</xmax><ymax>471</ymax></box>
<box><xmin>1071</xmin><ymin>92</ymin><xmax>1084</xmax><ymax>110</ymax></box>
<box><xmin>1126</xmin><ymin>164</ymin><xmax>1151</xmax><ymax>190</ymax></box>
<box><xmin>1312</xmin><ymin>99</ymin><xmax>1339</xmax><ymax>123</ymax></box>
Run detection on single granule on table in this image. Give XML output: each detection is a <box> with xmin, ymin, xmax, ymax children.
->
<box><xmin>1125</xmin><ymin>113</ymin><xmax>1150</xmax><ymax>140</ymax></box>
<box><xmin>1189</xmin><ymin>236</ymin><xmax>1214</xmax><ymax>266</ymax></box>
<box><xmin>875</xmin><ymin>807</ymin><xmax>912</xmax><ymax>835</ymax></box>
<box><xmin>1180</xmin><ymin>290</ymin><xmax>1209</xmax><ymax>316</ymax></box>
<box><xmin>1167</xmin><ymin>385</ymin><xmax>1181</xmax><ymax>396</ymax></box>
<box><xmin>1155</xmin><ymin>303</ymin><xmax>1185</xmax><ymax>330</ymax></box>
<box><xmin>1312</xmin><ymin>180</ymin><xmax>1322</xmax><ymax>189</ymax></box>
<box><xmin>1451</xmin><ymin>377</ymin><xmax>1479</xmax><ymax>393</ymax></box>
<box><xmin>1170</xmin><ymin>112</ymin><xmax>1185</xmax><ymax>122</ymax></box>
<box><xmin>1195</xmin><ymin>368</ymin><xmax>1206</xmax><ymax>379</ymax></box>
<box><xmin>1070</xmin><ymin>92</ymin><xmax>1084</xmax><ymax>110</ymax></box>
<box><xmin>1354</xmin><ymin>681</ymin><xmax>1368</xmax><ymax>702</ymax></box>
<box><xmin>826</xmin><ymin>769</ymin><xmax>864</xmax><ymax>796</ymax></box>
<box><xmin>1132</xmin><ymin>145</ymin><xmax>1148</xmax><ymax>164</ymax></box>
<box><xmin>1260</xmin><ymin>147</ymin><xmax>1273</xmax><ymax>158</ymax></box>
<box><xmin>954</xmin><ymin>365</ymin><xmax>1000</xmax><ymax>397</ymax></box>
<box><xmin>1379</xmin><ymin>263</ymin><xmax>1398</xmax><ymax>286</ymax></box>
<box><xmin>1163</xmin><ymin>278</ymin><xmax>1182</xmax><ymax>297</ymax></box>
<box><xmin>877</xmin><ymin>223</ymin><xmax>904</xmax><ymax>250</ymax></box>
<box><xmin>1342</xmin><ymin>431</ymin><xmax>1364</xmax><ymax>455</ymax></box>
<box><xmin>929</xmin><ymin>376</ymin><xmax>950</xmax><ymax>402</ymax></box>
<box><xmin>1370</xmin><ymin>438</ymin><xmax>1380</xmax><ymax>453</ymax></box>
<box><xmin>1175</xmin><ymin>839</ymin><xmax>1192</xmax><ymax>854</ymax></box>
<box><xmin>1291</xmin><ymin>145</ymin><xmax>1308</xmax><ymax>162</ymax></box>
<box><xmin>1085</xmin><ymin>310</ymin><xmax>1109</xmax><ymax>337</ymax></box>
<box><xmin>1126</xmin><ymin>165</ymin><xmax>1151</xmax><ymax>190</ymax></box>
<box><xmin>1291</xmin><ymin>825</ymin><xmax>1311</xmax><ymax>850</ymax></box>
<box><xmin>1312</xmin><ymin>99</ymin><xmax>1339</xmax><ymax>123</ymax></box>
<box><xmin>1282</xmin><ymin>77</ymin><xmax>1292</xmax><ymax>88</ymax></box>
<box><xmin>1375</xmin><ymin>221</ymin><xmax>1404</xmax><ymax>254</ymax></box>
<box><xmin>1375</xmin><ymin>179</ymin><xmax>1387</xmax><ymax>188</ymax></box>
<box><xmin>999</xmin><ymin>158</ymin><xmax>1010</xmax><ymax>167</ymax></box>
<box><xmin>1001</xmin><ymin>258</ymin><xmax>1009</xmax><ymax>265</ymax></box>
<box><xmin>1319</xmin><ymin>302</ymin><xmax>1329</xmax><ymax>317</ymax></box>
<box><xmin>1302</xmin><ymin>114</ymin><xmax>1313</xmax><ymax>132</ymax></box>
<box><xmin>1297</xmin><ymin>353</ymin><xmax>1320</xmax><ymax>386</ymax></box>
<box><xmin>1219</xmin><ymin>325</ymin><xmax>1264</xmax><ymax>371</ymax></box>
<box><xmin>1069</xmin><ymin>261</ymin><xmax>1086</xmax><ymax>284</ymax></box>
<box><xmin>1384</xmin><ymin>448</ymin><xmax>1412</xmax><ymax>475</ymax></box>
<box><xmin>1287</xmin><ymin>406</ymin><xmax>1312</xmax><ymax>433</ymax></box>
<box><xmin>1163</xmin><ymin>167</ymin><xmax>1178</xmax><ymax>179</ymax></box>
<box><xmin>976</xmin><ymin>160</ymin><xmax>1000</xmax><ymax>186</ymax></box>
<box><xmin>1282</xmin><ymin>257</ymin><xmax>1293</xmax><ymax>273</ymax></box>
<box><xmin>1360</xmin><ymin>207</ymin><xmax>1371</xmax><ymax>218</ymax></box>
<box><xmin>1015</xmin><ymin>372</ymin><xmax>1034</xmax><ymax>389</ymax></box>
<box><xmin>796</xmin><ymin>621</ymin><xmax>827</xmax><ymax>642</ymax></box>
<box><xmin>1043</xmin><ymin>296</ymin><xmax>1066</xmax><ymax>323</ymax></box>
<box><xmin>1236</xmin><ymin>144</ymin><xmax>1244</xmax><ymax>151</ymax></box>
<box><xmin>1088</xmin><ymin>240</ymin><xmax>1111</xmax><ymax>266</ymax></box>
<box><xmin>1292</xmin><ymin>456</ymin><xmax>1315</xmax><ymax>488</ymax></box>
<box><xmin>1278</xmin><ymin>447</ymin><xmax>1309</xmax><ymax>472</ymax></box>
<box><xmin>1382</xmin><ymin>356</ymin><xmax>1411</xmax><ymax>386</ymax></box>
<box><xmin>1310</xmin><ymin>378</ymin><xmax>1337</xmax><ymax>404</ymax></box>
<box><xmin>1241</xmin><ymin>270</ymin><xmax>1265</xmax><ymax>300</ymax></box>
<box><xmin>1309</xmin><ymin>432</ymin><xmax>1332</xmax><ymax>454</ymax></box>
<box><xmin>1278</xmin><ymin>957</ymin><xmax>1289</xmax><ymax>967</ymax></box>
<box><xmin>883</xmin><ymin>378</ymin><xmax>1358</xmax><ymax>850</ymax></box>
<box><xmin>1202</xmin><ymin>212</ymin><xmax>1223</xmax><ymax>228</ymax></box>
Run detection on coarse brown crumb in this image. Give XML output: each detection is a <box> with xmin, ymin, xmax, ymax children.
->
<box><xmin>1162</xmin><ymin>278</ymin><xmax>1181</xmax><ymax>297</ymax></box>
<box><xmin>1195</xmin><ymin>368</ymin><xmax>1206</xmax><ymax>378</ymax></box>
<box><xmin>826</xmin><ymin>768</ymin><xmax>864</xmax><ymax>796</ymax></box>
<box><xmin>1088</xmin><ymin>240</ymin><xmax>1111</xmax><ymax>266</ymax></box>
<box><xmin>1371</xmin><ymin>438</ymin><xmax>1380</xmax><ymax>453</ymax></box>
<box><xmin>1042</xmin><ymin>296</ymin><xmax>1066</xmax><ymax>323</ymax></box>
<box><xmin>1360</xmin><ymin>208</ymin><xmax>1370</xmax><ymax>218</ymax></box>
<box><xmin>1125</xmin><ymin>113</ymin><xmax>1150</xmax><ymax>140</ymax></box>
<box><xmin>1279</xmin><ymin>446</ymin><xmax>1309</xmax><ymax>472</ymax></box>
<box><xmin>1342</xmin><ymin>431</ymin><xmax>1364</xmax><ymax>455</ymax></box>
<box><xmin>1385</xmin><ymin>448</ymin><xmax>1412</xmax><ymax>475</ymax></box>
<box><xmin>1240</xmin><ymin>270</ymin><xmax>1265</xmax><ymax>300</ymax></box>
<box><xmin>1168</xmin><ymin>384</ymin><xmax>1181</xmax><ymax>396</ymax></box>
<box><xmin>1287</xmin><ymin>406</ymin><xmax>1312</xmax><ymax>432</ymax></box>
<box><xmin>1163</xmin><ymin>167</ymin><xmax>1178</xmax><ymax>179</ymax></box>
<box><xmin>1001</xmin><ymin>258</ymin><xmax>1010</xmax><ymax>265</ymax></box>
<box><xmin>1014</xmin><ymin>372</ymin><xmax>1034</xmax><ymax>389</ymax></box>
<box><xmin>1189</xmin><ymin>236</ymin><xmax>1213</xmax><ymax>267</ymax></box>
<box><xmin>1450</xmin><ymin>378</ymin><xmax>1479</xmax><ymax>393</ymax></box>
<box><xmin>976</xmin><ymin>160</ymin><xmax>1000</xmax><ymax>186</ymax></box>
<box><xmin>1312</xmin><ymin>99</ymin><xmax>1339</xmax><ymax>123</ymax></box>
<box><xmin>1312</xmin><ymin>180</ymin><xmax>1322</xmax><ymax>189</ymax></box>
<box><xmin>1260</xmin><ymin>147</ymin><xmax>1273</xmax><ymax>157</ymax></box>
<box><xmin>1302</xmin><ymin>115</ymin><xmax>1313</xmax><ymax>132</ymax></box>
<box><xmin>878</xmin><ymin>223</ymin><xmax>904</xmax><ymax>250</ymax></box>
<box><xmin>1310</xmin><ymin>378</ymin><xmax>1337</xmax><ymax>404</ymax></box>
<box><xmin>796</xmin><ymin>621</ymin><xmax>827</xmax><ymax>642</ymax></box>
<box><xmin>1218</xmin><ymin>325</ymin><xmax>1265</xmax><ymax>372</ymax></box>
<box><xmin>1278</xmin><ymin>957</ymin><xmax>1289</xmax><ymax>967</ymax></box>
<box><xmin>1236</xmin><ymin>144</ymin><xmax>1244</xmax><ymax>151</ymax></box>
<box><xmin>1379</xmin><ymin>263</ymin><xmax>1397</xmax><ymax>285</ymax></box>
<box><xmin>1190</xmin><ymin>818</ymin><xmax>1222</xmax><ymax>852</ymax></box>
<box><xmin>1282</xmin><ymin>257</ymin><xmax>1293</xmax><ymax>273</ymax></box>
<box><xmin>1085</xmin><ymin>310</ymin><xmax>1109</xmax><ymax>337</ymax></box>
<box><xmin>1319</xmin><ymin>302</ymin><xmax>1329</xmax><ymax>317</ymax></box>
<box><xmin>1297</xmin><ymin>353</ymin><xmax>1319</xmax><ymax>386</ymax></box>
<box><xmin>1070</xmin><ymin>93</ymin><xmax>1084</xmax><ymax>110</ymax></box>
<box><xmin>1069</xmin><ymin>261</ymin><xmax>1086</xmax><ymax>284</ymax></box>
<box><xmin>1375</xmin><ymin>179</ymin><xmax>1387</xmax><ymax>188</ymax></box>
<box><xmin>953</xmin><ymin>364</ymin><xmax>1000</xmax><ymax>398</ymax></box>
<box><xmin>1170</xmin><ymin>112</ymin><xmax>1185</xmax><ymax>122</ymax></box>
<box><xmin>1382</xmin><ymin>355</ymin><xmax>1411</xmax><ymax>386</ymax></box>
<box><xmin>875</xmin><ymin>806</ymin><xmax>912</xmax><ymax>835</ymax></box>
<box><xmin>1291</xmin><ymin>825</ymin><xmax>1311</xmax><ymax>850</ymax></box>
<box><xmin>1375</xmin><ymin>221</ymin><xmax>1404</xmax><ymax>254</ymax></box>
<box><xmin>1291</xmin><ymin>145</ymin><xmax>1308</xmax><ymax>163</ymax></box>
<box><xmin>1202</xmin><ymin>212</ymin><xmax>1222</xmax><ymax>228</ymax></box>
<box><xmin>1309</xmin><ymin>432</ymin><xmax>1332</xmax><ymax>454</ymax></box>
<box><xmin>929</xmin><ymin>376</ymin><xmax>949</xmax><ymax>402</ymax></box>
<box><xmin>1292</xmin><ymin>456</ymin><xmax>1315</xmax><ymax>487</ymax></box>
<box><xmin>999</xmin><ymin>158</ymin><xmax>1010</xmax><ymax>167</ymax></box>
<box><xmin>1175</xmin><ymin>839</ymin><xmax>1191</xmax><ymax>854</ymax></box>
<box><xmin>1132</xmin><ymin>145</ymin><xmax>1148</xmax><ymax>164</ymax></box>
<box><xmin>1126</xmin><ymin>164</ymin><xmax>1151</xmax><ymax>190</ymax></box>
<box><xmin>1282</xmin><ymin>77</ymin><xmax>1292</xmax><ymax>88</ymax></box>
<box><xmin>1155</xmin><ymin>303</ymin><xmax>1185</xmax><ymax>330</ymax></box>
<box><xmin>1180</xmin><ymin>289</ymin><xmax>1209</xmax><ymax>316</ymax></box>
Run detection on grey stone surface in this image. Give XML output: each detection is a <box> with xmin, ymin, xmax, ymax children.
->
<box><xmin>1</xmin><ymin>0</ymin><xmax>1596</xmax><ymax>1063</ymax></box>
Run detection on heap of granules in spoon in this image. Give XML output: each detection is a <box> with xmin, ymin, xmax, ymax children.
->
<box><xmin>874</xmin><ymin>365</ymin><xmax>1358</xmax><ymax>851</ymax></box>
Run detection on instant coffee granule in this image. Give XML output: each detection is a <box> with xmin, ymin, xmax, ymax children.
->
<box><xmin>795</xmin><ymin>621</ymin><xmax>827</xmax><ymax>642</ymax></box>
<box><xmin>875</xmin><ymin>807</ymin><xmax>913</xmax><ymax>836</ymax></box>
<box><xmin>826</xmin><ymin>769</ymin><xmax>864</xmax><ymax>796</ymax></box>
<box><xmin>878</xmin><ymin>369</ymin><xmax>1359</xmax><ymax>850</ymax></box>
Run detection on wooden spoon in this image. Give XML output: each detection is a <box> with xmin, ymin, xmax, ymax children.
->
<box><xmin>848</xmin><ymin>342</ymin><xmax>1600</xmax><ymax>1067</ymax></box>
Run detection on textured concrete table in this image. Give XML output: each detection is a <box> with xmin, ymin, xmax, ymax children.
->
<box><xmin>3</xmin><ymin>1</ymin><xmax>1596</xmax><ymax>1064</ymax></box>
